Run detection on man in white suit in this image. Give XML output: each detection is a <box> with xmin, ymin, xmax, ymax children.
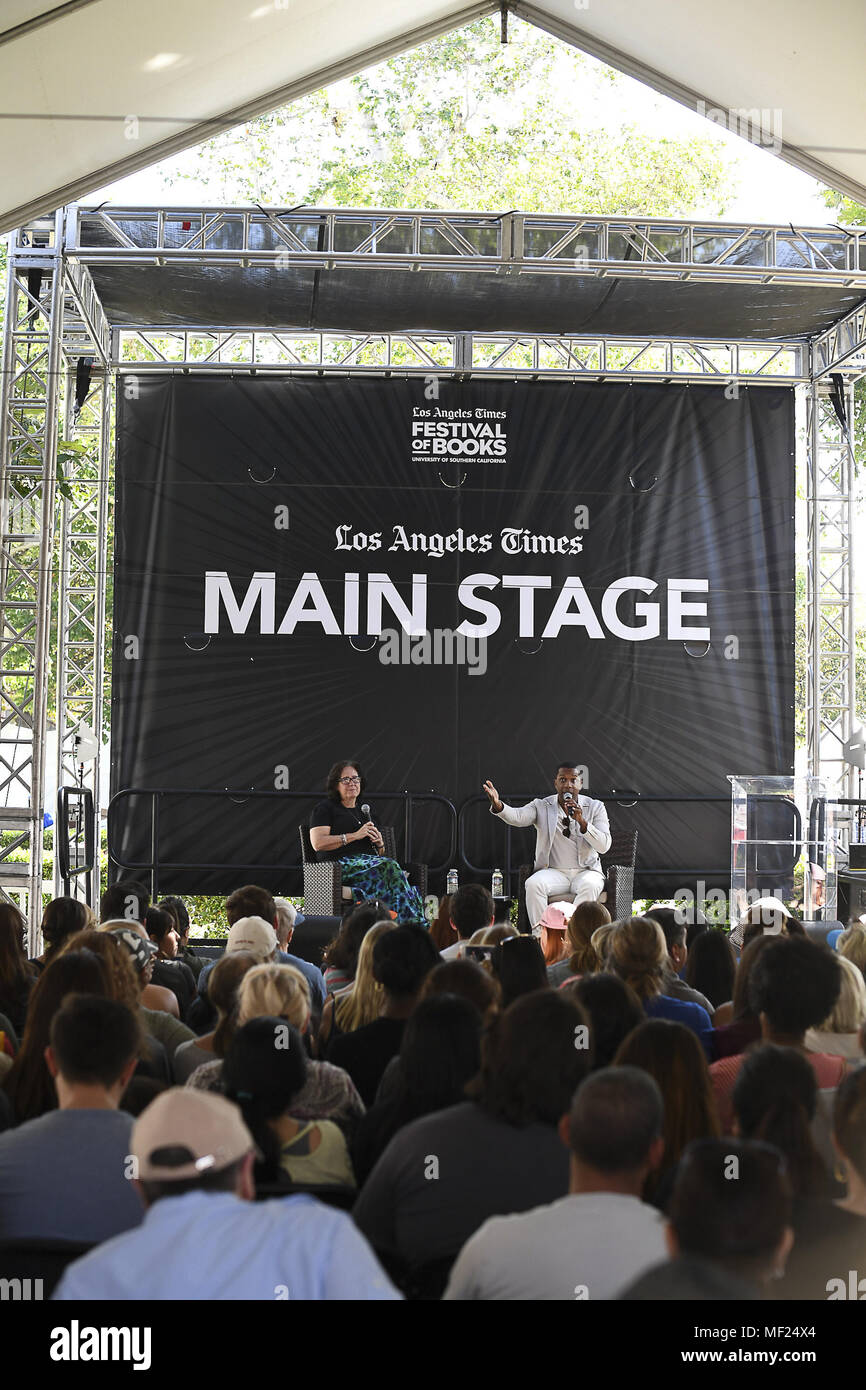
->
<box><xmin>482</xmin><ymin>765</ymin><xmax>611</xmax><ymax>929</ymax></box>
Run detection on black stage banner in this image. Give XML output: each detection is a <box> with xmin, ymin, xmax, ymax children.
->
<box><xmin>111</xmin><ymin>375</ymin><xmax>794</xmax><ymax>896</ymax></box>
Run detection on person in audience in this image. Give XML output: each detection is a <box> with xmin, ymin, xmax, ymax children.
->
<box><xmin>622</xmin><ymin>1139</ymin><xmax>794</xmax><ymax>1298</ymax></box>
<box><xmin>547</xmin><ymin>900</ymin><xmax>610</xmax><ymax>988</ymax></box>
<box><xmin>61</xmin><ymin>927</ymin><xmax>174</xmax><ymax>1081</ymax></box>
<box><xmin>429</xmin><ymin>893</ymin><xmax>455</xmax><ymax>953</ymax></box>
<box><xmin>100</xmin><ymin>878</ymin><xmax>151</xmax><ymax>928</ymax></box>
<box><xmin>158</xmin><ymin>895</ymin><xmax>204</xmax><ymax>982</ymax></box>
<box><xmin>644</xmin><ymin>907</ymin><xmax>714</xmax><ymax>1014</ymax></box>
<box><xmin>710</xmin><ymin>932</ymin><xmax>775</xmax><ymax>1053</ymax></box>
<box><xmin>172</xmin><ymin>949</ymin><xmax>259</xmax><ymax>1084</ymax></box>
<box><xmin>109</xmin><ymin>927</ymin><xmax>196</xmax><ymax>1066</ymax></box>
<box><xmin>481</xmin><ymin>923</ymin><xmax>518</xmax><ymax>946</ymax></box>
<box><xmin>224</xmin><ymin>1018</ymin><xmax>355</xmax><ymax>1189</ymax></box>
<box><xmin>684</xmin><ymin>927</ymin><xmax>736</xmax><ymax>1012</ymax></box>
<box><xmin>491</xmin><ymin>934</ymin><xmax>549</xmax><ymax>1009</ymax></box>
<box><xmin>444</xmin><ymin>1067</ymin><xmax>667</xmax><ymax>1300</ymax></box>
<box><xmin>563</xmin><ymin>974</ymin><xmax>644</xmax><ymax>1069</ymax></box>
<box><xmin>146</xmin><ymin>906</ymin><xmax>196</xmax><ymax>1019</ymax></box>
<box><xmin>352</xmin><ymin>994</ymin><xmax>483</xmax><ymax>1185</ymax></box>
<box><xmin>316</xmin><ymin>920</ymin><xmax>395</xmax><ymax>1055</ymax></box>
<box><xmin>53</xmin><ymin>1088</ymin><xmax>400</xmax><ymax>1300</ymax></box>
<box><xmin>2</xmin><ymin>948</ymin><xmax>111</xmax><ymax>1123</ymax></box>
<box><xmin>731</xmin><ymin>1044</ymin><xmax>830</xmax><ymax>1198</ymax></box>
<box><xmin>537</xmin><ymin>903</ymin><xmax>570</xmax><ymax>973</ymax></box>
<box><xmin>613</xmin><ymin>1020</ymin><xmax>721</xmax><ymax>1207</ymax></box>
<box><xmin>838</xmin><ymin>922</ymin><xmax>866</xmax><ymax>984</ymax></box>
<box><xmin>709</xmin><ymin>935</ymin><xmax>845</xmax><ymax>1132</ymax></box>
<box><xmin>440</xmin><ymin>884</ymin><xmax>495</xmax><ymax>961</ymax></box>
<box><xmin>729</xmin><ymin>896</ymin><xmax>804</xmax><ymax>952</ymax></box>
<box><xmin>353</xmin><ymin>991</ymin><xmax>592</xmax><ymax>1272</ymax></box>
<box><xmin>374</xmin><ymin>959</ymin><xmax>500</xmax><ymax>1107</ymax></box>
<box><xmin>196</xmin><ymin>888</ymin><xmax>325</xmax><ymax>1012</ymax></box>
<box><xmin>274</xmin><ymin>897</ymin><xmax>306</xmax><ymax>958</ymax></box>
<box><xmin>608</xmin><ymin>917</ymin><xmax>713</xmax><ymax>1053</ymax></box>
<box><xmin>0</xmin><ymin>902</ymin><xmax>37</xmax><ymax>1036</ymax></box>
<box><xmin>322</xmin><ymin>899</ymin><xmax>393</xmax><ymax>993</ymax></box>
<box><xmin>188</xmin><ymin>962</ymin><xmax>365</xmax><ymax>1133</ymax></box>
<box><xmin>590</xmin><ymin>922</ymin><xmax>616</xmax><ymax>967</ymax></box>
<box><xmin>327</xmin><ymin>925</ymin><xmax>440</xmax><ymax>1105</ymax></box>
<box><xmin>29</xmin><ymin>896</ymin><xmax>92</xmax><ymax>975</ymax></box>
<box><xmin>776</xmin><ymin>1064</ymin><xmax>866</xmax><ymax>1298</ymax></box>
<box><xmin>805</xmin><ymin>954</ymin><xmax>866</xmax><ymax>1060</ymax></box>
<box><xmin>0</xmin><ymin>994</ymin><xmax>144</xmax><ymax>1241</ymax></box>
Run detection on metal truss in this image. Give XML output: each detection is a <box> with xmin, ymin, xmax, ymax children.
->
<box><xmin>806</xmin><ymin>383</ymin><xmax>857</xmax><ymax>813</ymax></box>
<box><xmin>54</xmin><ymin>363</ymin><xmax>110</xmax><ymax>902</ymax></box>
<box><xmin>70</xmin><ymin>205</ymin><xmax>866</xmax><ymax>288</ymax></box>
<box><xmin>0</xmin><ymin>213</ymin><xmax>65</xmax><ymax>939</ymax></box>
<box><xmin>812</xmin><ymin>300</ymin><xmax>866</xmax><ymax>377</ymax></box>
<box><xmin>115</xmin><ymin>327</ymin><xmax>807</xmax><ymax>383</ymax></box>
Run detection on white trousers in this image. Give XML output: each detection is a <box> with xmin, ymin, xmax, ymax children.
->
<box><xmin>525</xmin><ymin>867</ymin><xmax>606</xmax><ymax>928</ymax></box>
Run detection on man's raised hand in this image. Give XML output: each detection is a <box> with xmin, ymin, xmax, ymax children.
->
<box><xmin>482</xmin><ymin>780</ymin><xmax>504</xmax><ymax>814</ymax></box>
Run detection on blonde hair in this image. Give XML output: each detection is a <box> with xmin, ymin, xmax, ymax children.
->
<box><xmin>590</xmin><ymin>922</ymin><xmax>616</xmax><ymax>965</ymax></box>
<box><xmin>568</xmin><ymin>901</ymin><xmax>611</xmax><ymax>975</ymax></box>
<box><xmin>467</xmin><ymin>928</ymin><xmax>490</xmax><ymax>945</ymax></box>
<box><xmin>482</xmin><ymin>924</ymin><xmax>518</xmax><ymax>946</ymax></box>
<box><xmin>237</xmin><ymin>963</ymin><xmax>310</xmax><ymax>1030</ymax></box>
<box><xmin>815</xmin><ymin>952</ymin><xmax>866</xmax><ymax>1034</ymax></box>
<box><xmin>839</xmin><ymin>924</ymin><xmax>866</xmax><ymax>979</ymax></box>
<box><xmin>609</xmin><ymin>916</ymin><xmax>667</xmax><ymax>1002</ymax></box>
<box><xmin>335</xmin><ymin>920</ymin><xmax>395</xmax><ymax>1033</ymax></box>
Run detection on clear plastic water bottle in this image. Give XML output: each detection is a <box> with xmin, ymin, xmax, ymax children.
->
<box><xmin>491</xmin><ymin>868</ymin><xmax>504</xmax><ymax>897</ymax></box>
<box><xmin>446</xmin><ymin>868</ymin><xmax>459</xmax><ymax>895</ymax></box>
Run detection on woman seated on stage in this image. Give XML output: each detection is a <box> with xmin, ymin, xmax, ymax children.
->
<box><xmin>309</xmin><ymin>760</ymin><xmax>424</xmax><ymax>924</ymax></box>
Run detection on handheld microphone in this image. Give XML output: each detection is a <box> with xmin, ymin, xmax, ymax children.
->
<box><xmin>361</xmin><ymin>803</ymin><xmax>371</xmax><ymax>820</ymax></box>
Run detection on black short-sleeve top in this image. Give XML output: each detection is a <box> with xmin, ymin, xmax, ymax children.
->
<box><xmin>310</xmin><ymin>799</ymin><xmax>375</xmax><ymax>862</ymax></box>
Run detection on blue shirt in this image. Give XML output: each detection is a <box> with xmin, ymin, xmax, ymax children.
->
<box><xmin>53</xmin><ymin>1190</ymin><xmax>401</xmax><ymax>1301</ymax></box>
<box><xmin>644</xmin><ymin>994</ymin><xmax>714</xmax><ymax>1058</ymax></box>
<box><xmin>197</xmin><ymin>952</ymin><xmax>326</xmax><ymax>1010</ymax></box>
<box><xmin>0</xmin><ymin>1109</ymin><xmax>143</xmax><ymax>1243</ymax></box>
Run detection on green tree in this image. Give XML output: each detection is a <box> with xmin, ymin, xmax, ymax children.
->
<box><xmin>162</xmin><ymin>15</ymin><xmax>740</xmax><ymax>216</ymax></box>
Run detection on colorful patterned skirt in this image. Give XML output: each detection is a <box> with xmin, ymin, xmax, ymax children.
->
<box><xmin>338</xmin><ymin>854</ymin><xmax>424</xmax><ymax>924</ymax></box>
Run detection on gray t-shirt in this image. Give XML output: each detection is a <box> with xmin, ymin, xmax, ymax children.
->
<box><xmin>353</xmin><ymin>1101</ymin><xmax>570</xmax><ymax>1265</ymax></box>
<box><xmin>0</xmin><ymin>1108</ymin><xmax>144</xmax><ymax>1242</ymax></box>
<box><xmin>172</xmin><ymin>1038</ymin><xmax>216</xmax><ymax>1084</ymax></box>
<box><xmin>444</xmin><ymin>1191</ymin><xmax>668</xmax><ymax>1300</ymax></box>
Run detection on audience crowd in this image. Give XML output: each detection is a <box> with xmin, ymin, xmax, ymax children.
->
<box><xmin>1</xmin><ymin>877</ymin><xmax>865</xmax><ymax>1302</ymax></box>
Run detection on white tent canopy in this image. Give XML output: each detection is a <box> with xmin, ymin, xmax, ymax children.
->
<box><xmin>1</xmin><ymin>0</ymin><xmax>865</xmax><ymax>236</ymax></box>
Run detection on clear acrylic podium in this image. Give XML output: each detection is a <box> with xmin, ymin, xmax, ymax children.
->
<box><xmin>728</xmin><ymin>775</ymin><xmax>837</xmax><ymax>922</ymax></box>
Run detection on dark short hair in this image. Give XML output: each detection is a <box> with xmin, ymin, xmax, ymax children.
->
<box><xmin>420</xmin><ymin>959</ymin><xmax>500</xmax><ymax>1016</ymax></box>
<box><xmin>470</xmin><ymin>990</ymin><xmax>592</xmax><ymax>1126</ymax></box>
<box><xmin>555</xmin><ymin>763</ymin><xmax>581</xmax><ymax>776</ymax></box>
<box><xmin>324</xmin><ymin>899</ymin><xmax>391</xmax><ymax>975</ymax></box>
<box><xmin>450</xmin><ymin>883</ymin><xmax>494</xmax><ymax>939</ymax></box>
<box><xmin>146</xmin><ymin>906</ymin><xmax>176</xmax><ymax>945</ymax></box>
<box><xmin>669</xmin><ymin>1139</ymin><xmax>792</xmax><ymax>1281</ymax></box>
<box><xmin>40</xmin><ymin>897</ymin><xmax>90</xmax><ymax>952</ymax></box>
<box><xmin>158</xmin><ymin>896</ymin><xmax>190</xmax><ymax>937</ymax></box>
<box><xmin>100</xmin><ymin>880</ymin><xmax>150</xmax><ymax>925</ymax></box>
<box><xmin>748</xmin><ymin>936</ymin><xmax>842</xmax><ymax>1036</ymax></box>
<box><xmin>225</xmin><ymin>885</ymin><xmax>276</xmax><ymax>927</ymax></box>
<box><xmin>645</xmin><ymin>906</ymin><xmax>686</xmax><ymax>953</ymax></box>
<box><xmin>568</xmin><ymin>1066</ymin><xmax>663</xmax><ymax>1172</ymax></box>
<box><xmin>49</xmin><ymin>993</ymin><xmax>142</xmax><ymax>1087</ymax></box>
<box><xmin>491</xmin><ymin>935</ymin><xmax>549</xmax><ymax>1009</ymax></box>
<box><xmin>325</xmin><ymin>759</ymin><xmax>365</xmax><ymax>801</ymax></box>
<box><xmin>565</xmin><ymin>974</ymin><xmax>644</xmax><ymax>1069</ymax></box>
<box><xmin>372</xmin><ymin>925</ymin><xmax>440</xmax><ymax>997</ymax></box>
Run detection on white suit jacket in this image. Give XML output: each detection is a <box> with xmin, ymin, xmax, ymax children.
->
<box><xmin>491</xmin><ymin>793</ymin><xmax>611</xmax><ymax>874</ymax></box>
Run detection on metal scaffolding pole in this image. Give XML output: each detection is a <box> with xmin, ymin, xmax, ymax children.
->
<box><xmin>806</xmin><ymin>379</ymin><xmax>857</xmax><ymax>809</ymax></box>
<box><xmin>54</xmin><ymin>362</ymin><xmax>111</xmax><ymax>904</ymax></box>
<box><xmin>0</xmin><ymin>212</ymin><xmax>65</xmax><ymax>942</ymax></box>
